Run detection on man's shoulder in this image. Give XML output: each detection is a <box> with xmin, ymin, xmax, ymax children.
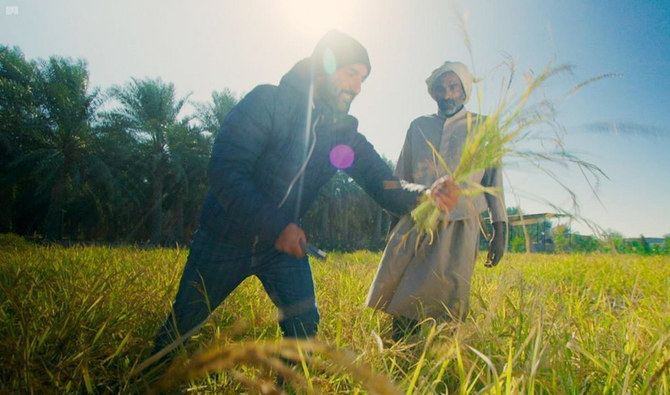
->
<box><xmin>243</xmin><ymin>84</ymin><xmax>279</xmax><ymax>101</ymax></box>
<box><xmin>412</xmin><ymin>113</ymin><xmax>441</xmax><ymax>122</ymax></box>
<box><xmin>341</xmin><ymin>114</ymin><xmax>359</xmax><ymax>130</ymax></box>
<box><xmin>407</xmin><ymin>114</ymin><xmax>443</xmax><ymax>133</ymax></box>
<box><xmin>235</xmin><ymin>84</ymin><xmax>288</xmax><ymax>116</ymax></box>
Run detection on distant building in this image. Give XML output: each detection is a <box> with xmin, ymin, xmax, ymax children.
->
<box><xmin>480</xmin><ymin>212</ymin><xmax>562</xmax><ymax>252</ymax></box>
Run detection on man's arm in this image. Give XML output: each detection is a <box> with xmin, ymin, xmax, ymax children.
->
<box><xmin>345</xmin><ymin>133</ymin><xmax>425</xmax><ymax>216</ymax></box>
<box><xmin>482</xmin><ymin>165</ymin><xmax>506</xmax><ymax>222</ymax></box>
<box><xmin>394</xmin><ymin>126</ymin><xmax>414</xmax><ymax>182</ymax></box>
<box><xmin>207</xmin><ymin>86</ymin><xmax>291</xmax><ymax>246</ymax></box>
<box><xmin>482</xmin><ymin>165</ymin><xmax>507</xmax><ymax>266</ymax></box>
<box><xmin>345</xmin><ymin>132</ymin><xmax>457</xmax><ymax>216</ymax></box>
<box><xmin>485</xmin><ymin>221</ymin><xmax>505</xmax><ymax>266</ymax></box>
<box><xmin>388</xmin><ymin>126</ymin><xmax>415</xmax><ymax>231</ymax></box>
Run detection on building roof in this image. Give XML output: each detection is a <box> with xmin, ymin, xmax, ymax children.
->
<box><xmin>482</xmin><ymin>212</ymin><xmax>565</xmax><ymax>226</ymax></box>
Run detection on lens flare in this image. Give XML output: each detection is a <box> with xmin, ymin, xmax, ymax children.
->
<box><xmin>322</xmin><ymin>48</ymin><xmax>337</xmax><ymax>74</ymax></box>
<box><xmin>329</xmin><ymin>144</ymin><xmax>354</xmax><ymax>169</ymax></box>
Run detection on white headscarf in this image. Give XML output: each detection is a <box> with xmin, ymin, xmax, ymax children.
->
<box><xmin>425</xmin><ymin>61</ymin><xmax>474</xmax><ymax>104</ymax></box>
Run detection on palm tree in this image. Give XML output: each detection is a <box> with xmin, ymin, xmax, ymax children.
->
<box><xmin>153</xmin><ymin>88</ymin><xmax>237</xmax><ymax>244</ymax></box>
<box><xmin>39</xmin><ymin>57</ymin><xmax>109</xmax><ymax>240</ymax></box>
<box><xmin>105</xmin><ymin>78</ymin><xmax>190</xmax><ymax>244</ymax></box>
<box><xmin>0</xmin><ymin>46</ymin><xmax>39</xmax><ymax>233</ymax></box>
<box><xmin>2</xmin><ymin>54</ymin><xmax>106</xmax><ymax>240</ymax></box>
<box><xmin>193</xmin><ymin>88</ymin><xmax>238</xmax><ymax>135</ymax></box>
<box><xmin>85</xmin><ymin>116</ymin><xmax>143</xmax><ymax>240</ymax></box>
<box><xmin>162</xmin><ymin>119</ymin><xmax>212</xmax><ymax>243</ymax></box>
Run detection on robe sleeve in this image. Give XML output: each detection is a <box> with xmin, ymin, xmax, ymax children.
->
<box><xmin>482</xmin><ymin>165</ymin><xmax>507</xmax><ymax>223</ymax></box>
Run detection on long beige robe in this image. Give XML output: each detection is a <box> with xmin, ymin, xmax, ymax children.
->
<box><xmin>366</xmin><ymin>108</ymin><xmax>507</xmax><ymax>320</ymax></box>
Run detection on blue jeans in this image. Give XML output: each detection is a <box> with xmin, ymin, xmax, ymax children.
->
<box><xmin>153</xmin><ymin>228</ymin><xmax>320</xmax><ymax>353</ymax></box>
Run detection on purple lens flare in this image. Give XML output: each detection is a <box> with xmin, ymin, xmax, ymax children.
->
<box><xmin>329</xmin><ymin>144</ymin><xmax>355</xmax><ymax>169</ymax></box>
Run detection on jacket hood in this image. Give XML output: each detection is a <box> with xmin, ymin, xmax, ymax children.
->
<box><xmin>278</xmin><ymin>57</ymin><xmax>358</xmax><ymax>128</ymax></box>
<box><xmin>279</xmin><ymin>58</ymin><xmax>314</xmax><ymax>98</ymax></box>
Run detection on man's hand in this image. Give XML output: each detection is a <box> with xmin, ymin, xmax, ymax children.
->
<box><xmin>275</xmin><ymin>223</ymin><xmax>306</xmax><ymax>258</ymax></box>
<box><xmin>429</xmin><ymin>176</ymin><xmax>460</xmax><ymax>212</ymax></box>
<box><xmin>485</xmin><ymin>221</ymin><xmax>506</xmax><ymax>267</ymax></box>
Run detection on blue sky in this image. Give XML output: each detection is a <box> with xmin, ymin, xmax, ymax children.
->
<box><xmin>2</xmin><ymin>0</ymin><xmax>669</xmax><ymax>237</ymax></box>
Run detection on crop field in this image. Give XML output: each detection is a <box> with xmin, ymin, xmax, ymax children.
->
<box><xmin>1</xmin><ymin>234</ymin><xmax>669</xmax><ymax>394</ymax></box>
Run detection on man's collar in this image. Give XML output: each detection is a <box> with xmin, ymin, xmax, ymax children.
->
<box><xmin>436</xmin><ymin>106</ymin><xmax>467</xmax><ymax>120</ymax></box>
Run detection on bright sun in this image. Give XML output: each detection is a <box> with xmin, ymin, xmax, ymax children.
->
<box><xmin>276</xmin><ymin>0</ymin><xmax>356</xmax><ymax>37</ymax></box>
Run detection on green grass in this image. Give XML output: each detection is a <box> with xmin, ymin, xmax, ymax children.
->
<box><xmin>1</xmin><ymin>233</ymin><xmax>669</xmax><ymax>393</ymax></box>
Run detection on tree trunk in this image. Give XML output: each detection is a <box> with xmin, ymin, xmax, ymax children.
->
<box><xmin>320</xmin><ymin>201</ymin><xmax>330</xmax><ymax>242</ymax></box>
<box><xmin>174</xmin><ymin>193</ymin><xmax>185</xmax><ymax>245</ymax></box>
<box><xmin>46</xmin><ymin>174</ymin><xmax>65</xmax><ymax>241</ymax></box>
<box><xmin>0</xmin><ymin>185</ymin><xmax>13</xmax><ymax>233</ymax></box>
<box><xmin>66</xmin><ymin>219</ymin><xmax>79</xmax><ymax>241</ymax></box>
<box><xmin>343</xmin><ymin>197</ymin><xmax>349</xmax><ymax>245</ymax></box>
<box><xmin>150</xmin><ymin>168</ymin><xmax>164</xmax><ymax>245</ymax></box>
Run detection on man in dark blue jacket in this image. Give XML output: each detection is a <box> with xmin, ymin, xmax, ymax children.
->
<box><xmin>153</xmin><ymin>30</ymin><xmax>459</xmax><ymax>353</ymax></box>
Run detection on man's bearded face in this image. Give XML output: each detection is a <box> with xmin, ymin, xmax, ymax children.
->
<box><xmin>431</xmin><ymin>71</ymin><xmax>466</xmax><ymax>117</ymax></box>
<box><xmin>437</xmin><ymin>97</ymin><xmax>463</xmax><ymax>117</ymax></box>
<box><xmin>316</xmin><ymin>63</ymin><xmax>368</xmax><ymax>114</ymax></box>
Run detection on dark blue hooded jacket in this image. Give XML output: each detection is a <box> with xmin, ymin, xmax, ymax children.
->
<box><xmin>198</xmin><ymin>58</ymin><xmax>426</xmax><ymax>250</ymax></box>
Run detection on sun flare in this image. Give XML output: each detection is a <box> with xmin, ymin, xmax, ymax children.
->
<box><xmin>274</xmin><ymin>0</ymin><xmax>356</xmax><ymax>37</ymax></box>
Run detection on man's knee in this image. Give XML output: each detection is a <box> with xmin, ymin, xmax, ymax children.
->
<box><xmin>279</xmin><ymin>307</ymin><xmax>320</xmax><ymax>338</ymax></box>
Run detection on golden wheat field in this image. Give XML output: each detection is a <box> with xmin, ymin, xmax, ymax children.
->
<box><xmin>1</xmin><ymin>233</ymin><xmax>669</xmax><ymax>394</ymax></box>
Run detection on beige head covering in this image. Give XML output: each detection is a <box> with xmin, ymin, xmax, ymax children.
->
<box><xmin>425</xmin><ymin>61</ymin><xmax>474</xmax><ymax>104</ymax></box>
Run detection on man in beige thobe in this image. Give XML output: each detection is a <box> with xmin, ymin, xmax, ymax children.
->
<box><xmin>366</xmin><ymin>61</ymin><xmax>507</xmax><ymax>340</ymax></box>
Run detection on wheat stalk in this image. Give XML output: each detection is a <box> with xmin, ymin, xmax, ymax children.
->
<box><xmin>152</xmin><ymin>338</ymin><xmax>403</xmax><ymax>394</ymax></box>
